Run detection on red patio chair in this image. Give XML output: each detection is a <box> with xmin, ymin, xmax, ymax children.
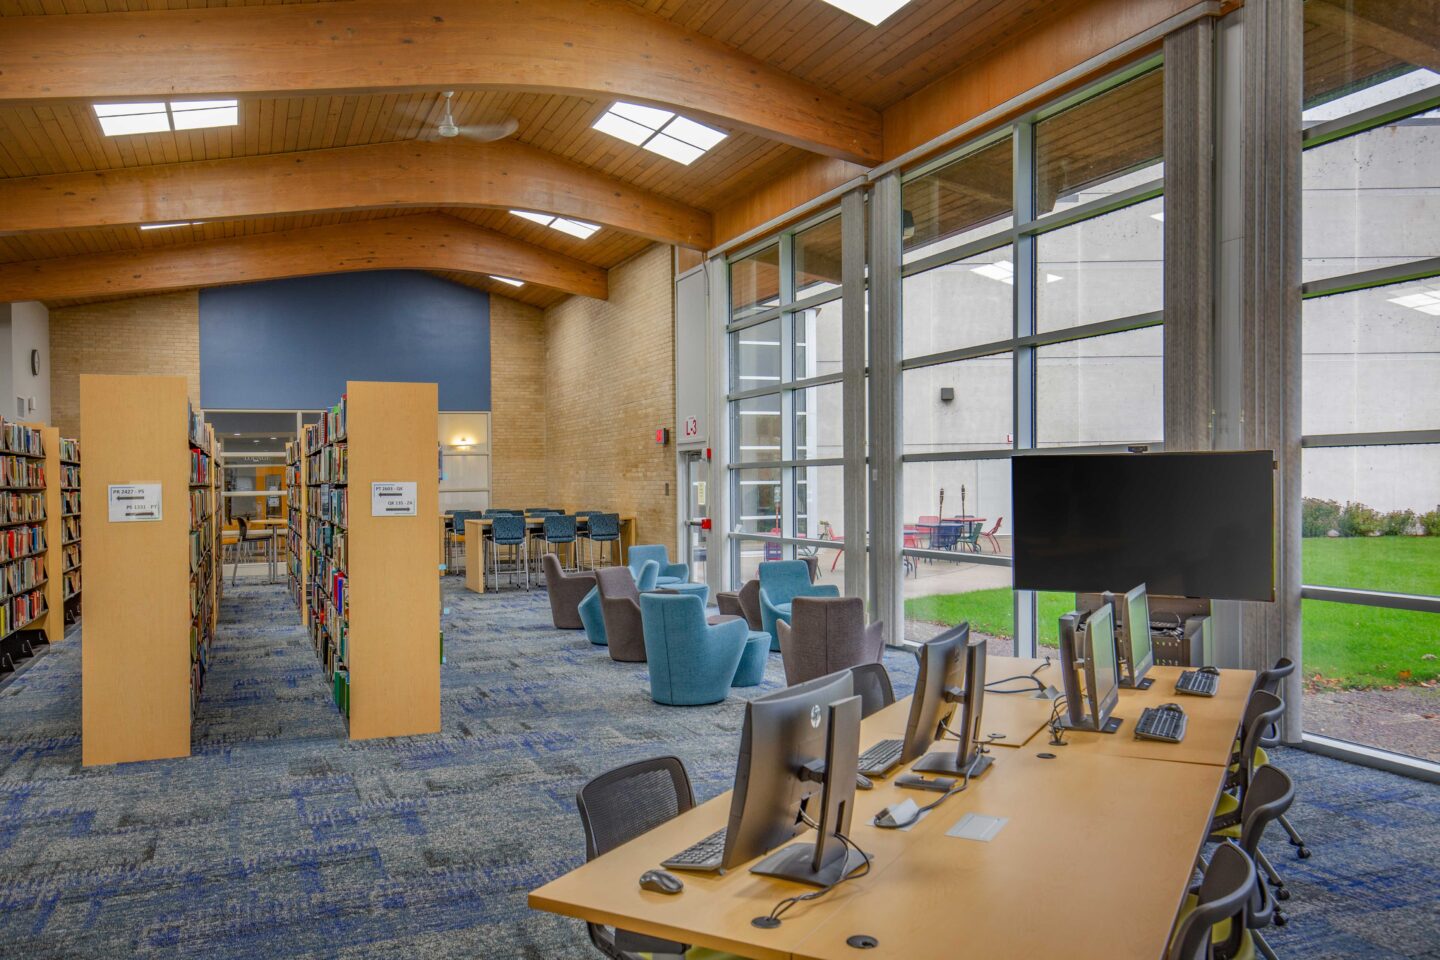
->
<box><xmin>980</xmin><ymin>516</ymin><xmax>1004</xmax><ymax>553</ymax></box>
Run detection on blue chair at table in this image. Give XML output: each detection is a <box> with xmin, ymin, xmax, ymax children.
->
<box><xmin>584</xmin><ymin>512</ymin><xmax>621</xmax><ymax>569</ymax></box>
<box><xmin>580</xmin><ymin>560</ymin><xmax>658</xmax><ymax>646</ymax></box>
<box><xmin>539</xmin><ymin>514</ymin><xmax>579</xmax><ymax>574</ymax></box>
<box><xmin>628</xmin><ymin>544</ymin><xmax>690</xmax><ymax>587</ymax></box>
<box><xmin>758</xmin><ymin>559</ymin><xmax>840</xmax><ymax>651</ymax></box>
<box><xmin>640</xmin><ymin>593</ymin><xmax>748</xmax><ymax>706</ymax></box>
<box><xmin>488</xmin><ymin>513</ymin><xmax>530</xmax><ymax>590</ymax></box>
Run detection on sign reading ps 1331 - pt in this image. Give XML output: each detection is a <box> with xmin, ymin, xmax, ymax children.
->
<box><xmin>371</xmin><ymin>482</ymin><xmax>417</xmax><ymax>517</ymax></box>
<box><xmin>108</xmin><ymin>483</ymin><xmax>162</xmax><ymax>522</ymax></box>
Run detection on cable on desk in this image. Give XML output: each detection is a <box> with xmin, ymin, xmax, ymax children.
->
<box><xmin>752</xmin><ymin>818</ymin><xmax>872</xmax><ymax>929</ymax></box>
<box><xmin>984</xmin><ymin>656</ymin><xmax>1053</xmax><ymax>695</ymax></box>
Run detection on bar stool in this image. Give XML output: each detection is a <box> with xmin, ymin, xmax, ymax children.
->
<box><xmin>488</xmin><ymin>514</ymin><xmax>529</xmax><ymax>590</ymax></box>
<box><xmin>538</xmin><ymin>514</ymin><xmax>579</xmax><ymax>576</ymax></box>
<box><xmin>231</xmin><ymin>516</ymin><xmax>276</xmax><ymax>585</ymax></box>
<box><xmin>583</xmin><ymin>512</ymin><xmax>621</xmax><ymax>569</ymax></box>
<box><xmin>447</xmin><ymin>510</ymin><xmax>483</xmax><ymax>575</ymax></box>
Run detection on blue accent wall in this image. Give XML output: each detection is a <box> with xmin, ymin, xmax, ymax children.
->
<box><xmin>199</xmin><ymin>270</ymin><xmax>490</xmax><ymax>410</ymax></box>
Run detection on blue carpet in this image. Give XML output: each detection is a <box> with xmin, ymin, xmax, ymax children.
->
<box><xmin>0</xmin><ymin>581</ymin><xmax>1434</xmax><ymax>959</ymax></box>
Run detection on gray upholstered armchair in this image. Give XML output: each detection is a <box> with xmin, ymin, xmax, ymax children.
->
<box><xmin>776</xmin><ymin>596</ymin><xmax>885</xmax><ymax>686</ymax></box>
<box><xmin>542</xmin><ymin>553</ymin><xmax>596</xmax><ymax>629</ymax></box>
<box><xmin>596</xmin><ymin>566</ymin><xmax>650</xmax><ymax>663</ymax></box>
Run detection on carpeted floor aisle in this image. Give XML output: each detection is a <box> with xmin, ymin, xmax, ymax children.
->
<box><xmin>0</xmin><ymin>580</ymin><xmax>1436</xmax><ymax>959</ymax></box>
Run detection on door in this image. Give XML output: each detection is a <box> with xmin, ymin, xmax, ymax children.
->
<box><xmin>682</xmin><ymin>452</ymin><xmax>708</xmax><ymax>582</ymax></box>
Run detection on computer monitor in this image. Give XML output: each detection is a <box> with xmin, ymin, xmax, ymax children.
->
<box><xmin>1113</xmin><ymin>583</ymin><xmax>1155</xmax><ymax>690</ymax></box>
<box><xmin>899</xmin><ymin>623</ymin><xmax>970</xmax><ymax>765</ymax></box>
<box><xmin>750</xmin><ymin>693</ymin><xmax>867</xmax><ymax>888</ymax></box>
<box><xmin>722</xmin><ymin>670</ymin><xmax>863</xmax><ymax>885</ymax></box>
<box><xmin>1059</xmin><ymin>603</ymin><xmax>1123</xmax><ymax>734</ymax></box>
<box><xmin>912</xmin><ymin>634</ymin><xmax>991</xmax><ymax>778</ymax></box>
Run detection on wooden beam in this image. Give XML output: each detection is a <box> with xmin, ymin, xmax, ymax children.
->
<box><xmin>0</xmin><ymin>213</ymin><xmax>608</xmax><ymax>303</ymax></box>
<box><xmin>0</xmin><ymin>138</ymin><xmax>713</xmax><ymax>248</ymax></box>
<box><xmin>0</xmin><ymin>0</ymin><xmax>882</xmax><ymax>164</ymax></box>
<box><xmin>1304</xmin><ymin>0</ymin><xmax>1440</xmax><ymax>73</ymax></box>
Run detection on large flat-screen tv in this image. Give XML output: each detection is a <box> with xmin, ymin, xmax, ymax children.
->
<box><xmin>1012</xmin><ymin>451</ymin><xmax>1275</xmax><ymax>602</ymax></box>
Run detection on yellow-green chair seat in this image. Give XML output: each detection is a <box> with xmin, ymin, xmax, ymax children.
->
<box><xmin>1212</xmin><ymin>791</ymin><xmax>1242</xmax><ymax>838</ymax></box>
<box><xmin>1173</xmin><ymin>893</ymin><xmax>1257</xmax><ymax>960</ymax></box>
<box><xmin>637</xmin><ymin>950</ymin><xmax>749</xmax><ymax>960</ymax></box>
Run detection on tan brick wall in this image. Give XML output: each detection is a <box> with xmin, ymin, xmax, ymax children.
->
<box><xmin>488</xmin><ymin>294</ymin><xmax>548</xmax><ymax>506</ymax></box>
<box><xmin>544</xmin><ymin>244</ymin><xmax>677</xmax><ymax>554</ymax></box>
<box><xmin>50</xmin><ymin>290</ymin><xmax>201</xmax><ymax>439</ymax></box>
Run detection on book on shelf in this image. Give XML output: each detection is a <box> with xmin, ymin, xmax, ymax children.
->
<box><xmin>1</xmin><ymin>492</ymin><xmax>45</xmax><ymax>525</ymax></box>
<box><xmin>305</xmin><ymin>395</ymin><xmax>347</xmax><ymax>452</ymax></box>
<box><xmin>0</xmin><ymin>524</ymin><xmax>45</xmax><ymax>561</ymax></box>
<box><xmin>61</xmin><ymin>516</ymin><xmax>81</xmax><ymax>543</ymax></box>
<box><xmin>2</xmin><ymin>555</ymin><xmax>45</xmax><ymax>596</ymax></box>
<box><xmin>60</xmin><ymin>464</ymin><xmax>80</xmax><ymax>488</ymax></box>
<box><xmin>59</xmin><ymin>438</ymin><xmax>80</xmax><ymax>463</ymax></box>
<box><xmin>2</xmin><ymin>587</ymin><xmax>46</xmax><ymax>638</ymax></box>
<box><xmin>0</xmin><ymin>420</ymin><xmax>44</xmax><ymax>458</ymax></box>
<box><xmin>0</xmin><ymin>455</ymin><xmax>45</xmax><ymax>488</ymax></box>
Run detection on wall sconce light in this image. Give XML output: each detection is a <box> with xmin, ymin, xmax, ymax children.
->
<box><xmin>454</xmin><ymin>436</ymin><xmax>474</xmax><ymax>450</ymax></box>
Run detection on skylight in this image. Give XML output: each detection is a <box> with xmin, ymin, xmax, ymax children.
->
<box><xmin>489</xmin><ymin>275</ymin><xmax>525</xmax><ymax>288</ymax></box>
<box><xmin>818</xmin><ymin>0</ymin><xmax>918</xmax><ymax>27</ymax></box>
<box><xmin>509</xmin><ymin>210</ymin><xmax>601</xmax><ymax>240</ymax></box>
<box><xmin>971</xmin><ymin>260</ymin><xmax>1062</xmax><ymax>285</ymax></box>
<box><xmin>1387</xmin><ymin>284</ymin><xmax>1440</xmax><ymax>316</ymax></box>
<box><xmin>93</xmin><ymin>100</ymin><xmax>239</xmax><ymax>137</ymax></box>
<box><xmin>592</xmin><ymin>102</ymin><xmax>727</xmax><ymax>165</ymax></box>
<box><xmin>139</xmin><ymin>221</ymin><xmax>201</xmax><ymax>231</ymax></box>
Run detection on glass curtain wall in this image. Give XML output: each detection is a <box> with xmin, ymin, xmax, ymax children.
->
<box><xmin>727</xmin><ymin>213</ymin><xmax>847</xmax><ymax>584</ymax></box>
<box><xmin>899</xmin><ymin>62</ymin><xmax>1166</xmax><ymax>652</ymax></box>
<box><xmin>1299</xmin><ymin>4</ymin><xmax>1440</xmax><ymax>763</ymax></box>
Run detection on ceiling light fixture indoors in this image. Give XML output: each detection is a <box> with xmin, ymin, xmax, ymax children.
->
<box><xmin>817</xmin><ymin>0</ymin><xmax>918</xmax><ymax>27</ymax></box>
<box><xmin>489</xmin><ymin>276</ymin><xmax>525</xmax><ymax>287</ymax></box>
<box><xmin>139</xmin><ymin>222</ymin><xmax>202</xmax><ymax>231</ymax></box>
<box><xmin>592</xmin><ymin>102</ymin><xmax>727</xmax><ymax>165</ymax></box>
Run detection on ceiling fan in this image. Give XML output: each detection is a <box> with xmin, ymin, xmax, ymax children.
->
<box><xmin>420</xmin><ymin>91</ymin><xmax>518</xmax><ymax>142</ymax></box>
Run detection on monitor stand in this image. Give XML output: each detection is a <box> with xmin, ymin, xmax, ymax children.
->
<box><xmin>1059</xmin><ymin>714</ymin><xmax>1123</xmax><ymax>734</ymax></box>
<box><xmin>911</xmin><ymin>750</ymin><xmax>994</xmax><ymax>778</ymax></box>
<box><xmin>750</xmin><ymin>839</ymin><xmax>868</xmax><ymax>888</ymax></box>
<box><xmin>1119</xmin><ymin>675</ymin><xmax>1154</xmax><ymax>691</ymax></box>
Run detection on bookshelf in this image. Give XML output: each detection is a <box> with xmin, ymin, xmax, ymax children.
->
<box><xmin>0</xmin><ymin>418</ymin><xmax>54</xmax><ymax>681</ymax></box>
<box><xmin>80</xmin><ymin>374</ymin><xmax>221</xmax><ymax>765</ymax></box>
<box><xmin>57</xmin><ymin>437</ymin><xmax>80</xmax><ymax>624</ymax></box>
<box><xmin>285</xmin><ymin>440</ymin><xmax>308</xmax><ymax>624</ymax></box>
<box><xmin>295</xmin><ymin>381</ymin><xmax>440</xmax><ymax>740</ymax></box>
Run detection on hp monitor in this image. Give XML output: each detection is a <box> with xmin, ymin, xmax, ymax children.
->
<box><xmin>1060</xmin><ymin>603</ymin><xmax>1123</xmax><ymax>734</ymax></box>
<box><xmin>1112</xmin><ymin>583</ymin><xmax>1155</xmax><ymax>690</ymax></box>
<box><xmin>722</xmin><ymin>671</ymin><xmax>858</xmax><ymax>880</ymax></box>
<box><xmin>912</xmin><ymin>634</ymin><xmax>991</xmax><ymax>778</ymax></box>
<box><xmin>899</xmin><ymin>624</ymin><xmax>970</xmax><ymax>765</ymax></box>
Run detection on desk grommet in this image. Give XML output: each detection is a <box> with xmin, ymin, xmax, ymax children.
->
<box><xmin>1037</xmin><ymin>752</ymin><xmax>1057</xmax><ymax>759</ymax></box>
<box><xmin>846</xmin><ymin>934</ymin><xmax>879</xmax><ymax>949</ymax></box>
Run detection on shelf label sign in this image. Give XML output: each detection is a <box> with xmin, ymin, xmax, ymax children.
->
<box><xmin>108</xmin><ymin>483</ymin><xmax>162</xmax><ymax>522</ymax></box>
<box><xmin>371</xmin><ymin>481</ymin><xmax>417</xmax><ymax>517</ymax></box>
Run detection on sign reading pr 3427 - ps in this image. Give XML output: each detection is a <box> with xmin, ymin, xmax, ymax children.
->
<box><xmin>370</xmin><ymin>481</ymin><xmax>418</xmax><ymax>517</ymax></box>
<box><xmin>108</xmin><ymin>483</ymin><xmax>163</xmax><ymax>522</ymax></box>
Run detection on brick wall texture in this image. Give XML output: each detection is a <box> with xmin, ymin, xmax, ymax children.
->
<box><xmin>543</xmin><ymin>244</ymin><xmax>677</xmax><ymax>555</ymax></box>
<box><xmin>49</xmin><ymin>290</ymin><xmax>201</xmax><ymax>439</ymax></box>
<box><xmin>488</xmin><ymin>295</ymin><xmax>548</xmax><ymax>506</ymax></box>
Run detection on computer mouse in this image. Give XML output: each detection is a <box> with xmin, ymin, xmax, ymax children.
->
<box><xmin>855</xmin><ymin>773</ymin><xmax>874</xmax><ymax>791</ymax></box>
<box><xmin>639</xmin><ymin>869</ymin><xmax>684</xmax><ymax>895</ymax></box>
<box><xmin>1199</xmin><ymin>666</ymin><xmax>1220</xmax><ymax>675</ymax></box>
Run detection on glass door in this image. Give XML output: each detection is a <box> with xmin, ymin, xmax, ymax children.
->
<box><xmin>683</xmin><ymin>452</ymin><xmax>708</xmax><ymax>582</ymax></box>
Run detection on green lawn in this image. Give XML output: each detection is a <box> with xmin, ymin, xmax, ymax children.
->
<box><xmin>904</xmin><ymin>536</ymin><xmax>1440</xmax><ymax>689</ymax></box>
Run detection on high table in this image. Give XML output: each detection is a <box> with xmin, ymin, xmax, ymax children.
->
<box><xmin>529</xmin><ymin>658</ymin><xmax>1254</xmax><ymax>960</ymax></box>
<box><xmin>247</xmin><ymin>517</ymin><xmax>287</xmax><ymax>583</ymax></box>
<box><xmin>458</xmin><ymin>516</ymin><xmax>638</xmax><ymax>593</ymax></box>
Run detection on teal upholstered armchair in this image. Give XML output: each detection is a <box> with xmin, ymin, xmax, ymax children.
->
<box><xmin>639</xmin><ymin>593</ymin><xmax>748</xmax><ymax>706</ymax></box>
<box><xmin>628</xmin><ymin>544</ymin><xmax>690</xmax><ymax>587</ymax></box>
<box><xmin>758</xmin><ymin>559</ymin><xmax>840</xmax><ymax>651</ymax></box>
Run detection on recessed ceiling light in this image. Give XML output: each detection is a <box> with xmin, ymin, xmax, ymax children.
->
<box><xmin>970</xmin><ymin>259</ymin><xmax>1062</xmax><ymax>285</ymax></box>
<box><xmin>1387</xmin><ymin>286</ymin><xmax>1440</xmax><ymax>316</ymax></box>
<box><xmin>489</xmin><ymin>275</ymin><xmax>525</xmax><ymax>287</ymax></box>
<box><xmin>817</xmin><ymin>0</ymin><xmax>916</xmax><ymax>26</ymax></box>
<box><xmin>509</xmin><ymin>209</ymin><xmax>601</xmax><ymax>240</ymax></box>
<box><xmin>93</xmin><ymin>99</ymin><xmax>239</xmax><ymax>137</ymax></box>
<box><xmin>591</xmin><ymin>101</ymin><xmax>727</xmax><ymax>165</ymax></box>
<box><xmin>140</xmin><ymin>221</ymin><xmax>201</xmax><ymax>231</ymax></box>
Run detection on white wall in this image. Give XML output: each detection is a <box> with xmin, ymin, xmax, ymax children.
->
<box><xmin>0</xmin><ymin>301</ymin><xmax>51</xmax><ymax>424</ymax></box>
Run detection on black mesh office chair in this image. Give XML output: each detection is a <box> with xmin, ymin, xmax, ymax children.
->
<box><xmin>1167</xmin><ymin>841</ymin><xmax>1255</xmax><ymax>960</ymax></box>
<box><xmin>575</xmin><ymin>757</ymin><xmax>694</xmax><ymax>959</ymax></box>
<box><xmin>850</xmin><ymin>662</ymin><xmax>895</xmax><ymax>719</ymax></box>
<box><xmin>1253</xmin><ymin>657</ymin><xmax>1310</xmax><ymax>860</ymax></box>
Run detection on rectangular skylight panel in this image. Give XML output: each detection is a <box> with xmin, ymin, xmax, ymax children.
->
<box><xmin>664</xmin><ymin>115</ymin><xmax>727</xmax><ymax>151</ymax></box>
<box><xmin>819</xmin><ymin>0</ymin><xmax>917</xmax><ymax>26</ymax></box>
<box><xmin>139</xmin><ymin>222</ymin><xmax>196</xmax><ymax>231</ymax></box>
<box><xmin>98</xmin><ymin>112</ymin><xmax>172</xmax><ymax>137</ymax></box>
<box><xmin>608</xmin><ymin>101</ymin><xmax>675</xmax><ymax>130</ymax></box>
<box><xmin>643</xmin><ymin>132</ymin><xmax>705</xmax><ymax>165</ymax></box>
<box><xmin>1388</xmin><ymin>292</ymin><xmax>1437</xmax><ymax>309</ymax></box>
<box><xmin>550</xmin><ymin>217</ymin><xmax>601</xmax><ymax>240</ymax></box>
<box><xmin>592</xmin><ymin>111</ymin><xmax>653</xmax><ymax>146</ymax></box>
<box><xmin>511</xmin><ymin>210</ymin><xmax>556</xmax><ymax>227</ymax></box>
<box><xmin>93</xmin><ymin>102</ymin><xmax>168</xmax><ymax>118</ymax></box>
<box><xmin>170</xmin><ymin>99</ymin><xmax>239</xmax><ymax>113</ymax></box>
<box><xmin>489</xmin><ymin>275</ymin><xmax>525</xmax><ymax>287</ymax></box>
<box><xmin>170</xmin><ymin>105</ymin><xmax>239</xmax><ymax>131</ymax></box>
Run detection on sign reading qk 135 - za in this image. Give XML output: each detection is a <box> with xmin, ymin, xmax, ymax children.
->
<box><xmin>370</xmin><ymin>482</ymin><xmax>417</xmax><ymax>517</ymax></box>
<box><xmin>108</xmin><ymin>483</ymin><xmax>162</xmax><ymax>522</ymax></box>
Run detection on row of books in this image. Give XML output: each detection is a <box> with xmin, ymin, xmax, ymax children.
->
<box><xmin>305</xmin><ymin>517</ymin><xmax>348</xmax><ymax>567</ymax></box>
<box><xmin>0</xmin><ymin>420</ymin><xmax>44</xmax><ymax>458</ymax></box>
<box><xmin>304</xmin><ymin>395</ymin><xmax>348</xmax><ymax>453</ymax></box>
<box><xmin>307</xmin><ymin>443</ymin><xmax>348</xmax><ymax>484</ymax></box>
<box><xmin>62</xmin><ymin>491</ymin><xmax>80</xmax><ymax>516</ymax></box>
<box><xmin>331</xmin><ymin>668</ymin><xmax>351</xmax><ymax>716</ymax></box>
<box><xmin>1</xmin><ymin>492</ymin><xmax>44</xmax><ymax>525</ymax></box>
<box><xmin>1</xmin><ymin>524</ymin><xmax>45</xmax><ymax>562</ymax></box>
<box><xmin>59</xmin><ymin>437</ymin><xmax>79</xmax><ymax>463</ymax></box>
<box><xmin>190</xmin><ymin>557</ymin><xmax>213</xmax><ymax>620</ymax></box>
<box><xmin>0</xmin><ymin>456</ymin><xmax>44</xmax><ymax>489</ymax></box>
<box><xmin>63</xmin><ymin>569</ymin><xmax>80</xmax><ymax>600</ymax></box>
<box><xmin>2</xmin><ymin>555</ymin><xmax>45</xmax><ymax>598</ymax></box>
<box><xmin>307</xmin><ymin>485</ymin><xmax>348</xmax><ymax>527</ymax></box>
<box><xmin>189</xmin><ymin>489</ymin><xmax>212</xmax><ymax>530</ymax></box>
<box><xmin>190</xmin><ymin>450</ymin><xmax>211</xmax><ymax>485</ymax></box>
<box><xmin>189</xmin><ymin>528</ymin><xmax>211</xmax><ymax>574</ymax></box>
<box><xmin>60</xmin><ymin>464</ymin><xmax>80</xmax><ymax>489</ymax></box>
<box><xmin>62</xmin><ymin>542</ymin><xmax>79</xmax><ymax>571</ymax></box>
<box><xmin>187</xmin><ymin>404</ymin><xmax>209</xmax><ymax>454</ymax></box>
<box><xmin>62</xmin><ymin>516</ymin><xmax>80</xmax><ymax>543</ymax></box>
<box><xmin>1</xmin><ymin>587</ymin><xmax>46</xmax><ymax>638</ymax></box>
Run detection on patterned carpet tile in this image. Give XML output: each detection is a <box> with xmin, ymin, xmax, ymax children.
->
<box><xmin>0</xmin><ymin>580</ymin><xmax>1434</xmax><ymax>959</ymax></box>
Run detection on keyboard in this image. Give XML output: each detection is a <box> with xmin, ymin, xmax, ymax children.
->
<box><xmin>1176</xmin><ymin>670</ymin><xmax>1219</xmax><ymax>697</ymax></box>
<box><xmin>662</xmin><ymin>827</ymin><xmax>727</xmax><ymax>872</ymax></box>
<box><xmin>1134</xmin><ymin>705</ymin><xmax>1188</xmax><ymax>743</ymax></box>
<box><xmin>857</xmin><ymin>738</ymin><xmax>904</xmax><ymax>777</ymax></box>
